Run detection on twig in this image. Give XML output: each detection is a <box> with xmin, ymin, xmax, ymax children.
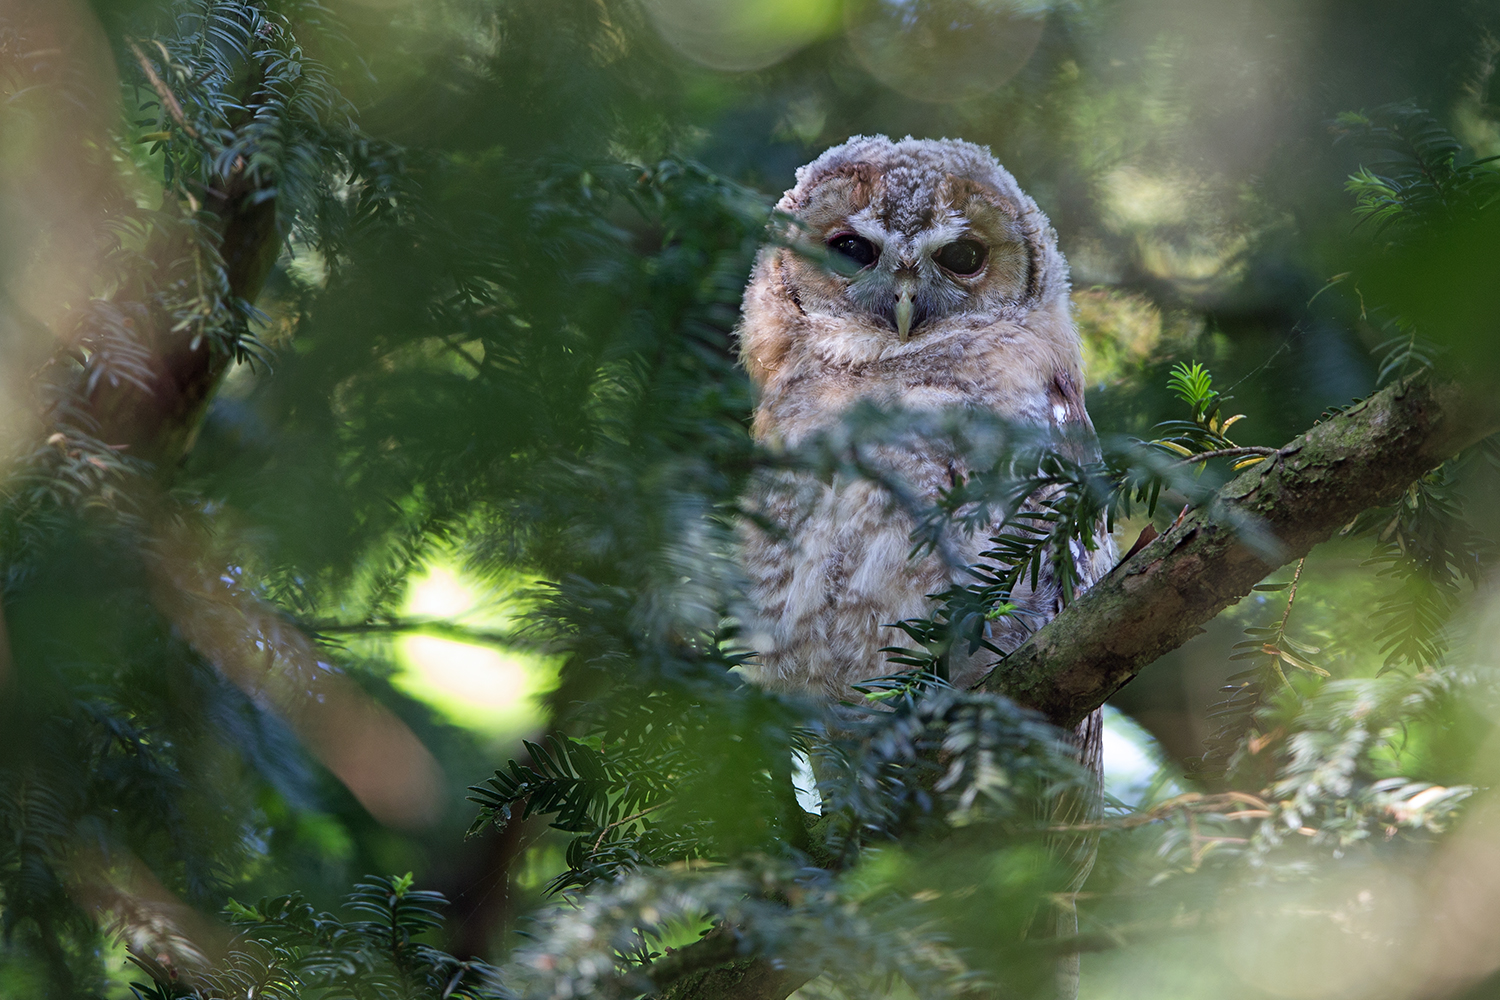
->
<box><xmin>1169</xmin><ymin>446</ymin><xmax>1280</xmax><ymax>467</ymax></box>
<box><xmin>1278</xmin><ymin>557</ymin><xmax>1307</xmax><ymax>634</ymax></box>
<box><xmin>126</xmin><ymin>38</ymin><xmax>200</xmax><ymax>139</ymax></box>
<box><xmin>1049</xmin><ymin>791</ymin><xmax>1272</xmax><ymax>832</ymax></box>
<box><xmin>440</xmin><ymin>334</ymin><xmax>484</xmax><ymax>373</ymax></box>
<box><xmin>304</xmin><ymin>617</ymin><xmax>546</xmax><ymax>650</ymax></box>
<box><xmin>593</xmin><ymin>803</ymin><xmax>665</xmax><ymax>853</ymax></box>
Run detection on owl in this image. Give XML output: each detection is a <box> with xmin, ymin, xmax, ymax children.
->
<box><xmin>736</xmin><ymin>134</ymin><xmax>1115</xmax><ymax>753</ymax></box>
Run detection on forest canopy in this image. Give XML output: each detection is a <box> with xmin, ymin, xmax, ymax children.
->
<box><xmin>1</xmin><ymin>1</ymin><xmax>1500</xmax><ymax>999</ymax></box>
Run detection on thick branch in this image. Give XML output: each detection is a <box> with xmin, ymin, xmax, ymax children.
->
<box><xmin>82</xmin><ymin>50</ymin><xmax>281</xmax><ymax>477</ymax></box>
<box><xmin>982</xmin><ymin>375</ymin><xmax>1499</xmax><ymax>729</ymax></box>
<box><xmin>86</xmin><ymin>188</ymin><xmax>278</xmax><ymax>474</ymax></box>
<box><xmin>644</xmin><ymin>924</ymin><xmax>813</xmax><ymax>1000</ymax></box>
<box><xmin>655</xmin><ymin>954</ymin><xmax>811</xmax><ymax>1000</ymax></box>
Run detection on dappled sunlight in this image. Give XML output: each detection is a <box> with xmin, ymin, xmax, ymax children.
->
<box><xmin>1101</xmin><ymin>167</ymin><xmax>1251</xmax><ymax>288</ymax></box>
<box><xmin>845</xmin><ymin>0</ymin><xmax>1050</xmax><ymax>103</ymax></box>
<box><xmin>392</xmin><ymin>564</ymin><xmax>557</xmax><ymax>737</ymax></box>
<box><xmin>396</xmin><ymin>636</ymin><xmax>536</xmax><ymax>731</ymax></box>
<box><xmin>406</xmin><ymin>565</ymin><xmax>480</xmax><ymax>619</ymax></box>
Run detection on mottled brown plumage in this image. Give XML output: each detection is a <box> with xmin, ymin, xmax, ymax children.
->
<box><xmin>737</xmin><ymin>135</ymin><xmax>1115</xmax><ymax>700</ymax></box>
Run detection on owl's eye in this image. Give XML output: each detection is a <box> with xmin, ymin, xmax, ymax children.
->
<box><xmin>827</xmin><ymin>233</ymin><xmax>878</xmax><ymax>269</ymax></box>
<box><xmin>933</xmin><ymin>239</ymin><xmax>987</xmax><ymax>276</ymax></box>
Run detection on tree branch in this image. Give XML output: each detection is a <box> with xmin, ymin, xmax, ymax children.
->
<box><xmin>982</xmin><ymin>374</ymin><xmax>1499</xmax><ymax>729</ymax></box>
<box><xmin>655</xmin><ymin>952</ymin><xmax>811</xmax><ymax>1000</ymax></box>
<box><xmin>1168</xmin><ymin>446</ymin><xmax>1281</xmax><ymax>466</ymax></box>
<box><xmin>304</xmin><ymin>617</ymin><xmax>548</xmax><ymax>651</ymax></box>
<box><xmin>645</xmin><ymin>929</ymin><xmax>741</xmax><ymax>991</ymax></box>
<box><xmin>125</xmin><ymin>39</ymin><xmax>199</xmax><ymax>138</ymax></box>
<box><xmin>640</xmin><ymin>925</ymin><xmax>814</xmax><ymax>1000</ymax></box>
<box><xmin>85</xmin><ymin>187</ymin><xmax>278</xmax><ymax>475</ymax></box>
<box><xmin>81</xmin><ymin>50</ymin><xmax>282</xmax><ymax>478</ymax></box>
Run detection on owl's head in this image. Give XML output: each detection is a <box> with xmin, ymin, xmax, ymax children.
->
<box><xmin>761</xmin><ymin>135</ymin><xmax>1068</xmax><ymax>345</ymax></box>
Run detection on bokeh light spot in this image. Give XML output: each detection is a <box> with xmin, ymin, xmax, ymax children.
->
<box><xmin>845</xmin><ymin>0</ymin><xmax>1050</xmax><ymax>103</ymax></box>
<box><xmin>643</xmin><ymin>0</ymin><xmax>840</xmax><ymax>72</ymax></box>
<box><xmin>406</xmin><ymin>565</ymin><xmax>475</xmax><ymax>619</ymax></box>
<box><xmin>393</xmin><ymin>564</ymin><xmax>558</xmax><ymax>737</ymax></box>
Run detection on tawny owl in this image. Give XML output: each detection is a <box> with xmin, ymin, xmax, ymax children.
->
<box><xmin>736</xmin><ymin>134</ymin><xmax>1115</xmax><ymax>752</ymax></box>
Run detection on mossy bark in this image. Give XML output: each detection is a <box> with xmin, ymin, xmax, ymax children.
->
<box><xmin>658</xmin><ymin>958</ymin><xmax>812</xmax><ymax>1000</ymax></box>
<box><xmin>983</xmin><ymin>375</ymin><xmax>1496</xmax><ymax>729</ymax></box>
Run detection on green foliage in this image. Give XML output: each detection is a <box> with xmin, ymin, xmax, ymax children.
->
<box><xmin>809</xmin><ymin>679</ymin><xmax>1088</xmax><ymax>858</ymax></box>
<box><xmin>1319</xmin><ymin>109</ymin><xmax>1497</xmax><ymax>685</ymax></box>
<box><xmin>1165</xmin><ymin>669</ymin><xmax>1477</xmax><ymax>876</ymax></box>
<box><xmin>1334</xmin><ymin>101</ymin><xmax>1500</xmax><ymax>379</ymax></box>
<box><xmin>496</xmin><ymin>676</ymin><xmax>1087</xmax><ymax>999</ymax></box>
<box><xmin>1165</xmin><ymin>361</ymin><xmax>1218</xmax><ymax>425</ymax></box>
<box><xmin>1191</xmin><ymin>559</ymin><xmax>1326</xmax><ymax>781</ymax></box>
<box><xmin>1185</xmin><ymin>110</ymin><xmax>1497</xmax><ymax>793</ymax></box>
<box><xmin>0</xmin><ymin>508</ymin><xmax>316</xmax><ymax>993</ymax></box>
<box><xmin>1337</xmin><ymin>102</ymin><xmax>1500</xmax><ymax>236</ymax></box>
<box><xmin>128</xmin><ymin>875</ymin><xmax>505</xmax><ymax>999</ymax></box>
<box><xmin>1369</xmin><ymin>315</ymin><xmax>1441</xmax><ymax>387</ymax></box>
<box><xmin>466</xmin><ymin>696</ymin><xmax>769</xmax><ymax>894</ymax></box>
<box><xmin>1344</xmin><ymin>461</ymin><xmax>1492</xmax><ymax>673</ymax></box>
<box><xmin>1153</xmin><ymin>362</ymin><xmax>1261</xmax><ymax>467</ymax></box>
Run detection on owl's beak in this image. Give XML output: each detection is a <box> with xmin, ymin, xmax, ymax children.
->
<box><xmin>895</xmin><ymin>288</ymin><xmax>915</xmax><ymax>342</ymax></box>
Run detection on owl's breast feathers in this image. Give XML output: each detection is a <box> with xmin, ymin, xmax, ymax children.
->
<box><xmin>737</xmin><ymin>301</ymin><xmax>1113</xmax><ymax>699</ymax></box>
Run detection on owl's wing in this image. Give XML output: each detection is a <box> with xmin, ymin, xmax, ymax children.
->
<box><xmin>1049</xmin><ymin>368</ymin><xmax>1119</xmax><ymax>590</ymax></box>
<box><xmin>1046</xmin><ymin>368</ymin><xmax>1102</xmax><ymax>461</ymax></box>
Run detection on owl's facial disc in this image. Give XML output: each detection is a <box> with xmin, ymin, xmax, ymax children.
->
<box><xmin>782</xmin><ymin>166</ymin><xmax>1033</xmax><ymax>341</ymax></box>
<box><xmin>828</xmin><ymin>218</ymin><xmax>977</xmax><ymax>340</ymax></box>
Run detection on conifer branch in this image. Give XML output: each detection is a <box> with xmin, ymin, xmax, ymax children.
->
<box><xmin>125</xmin><ymin>39</ymin><xmax>198</xmax><ymax>138</ymax></box>
<box><xmin>1167</xmin><ymin>446</ymin><xmax>1281</xmax><ymax>466</ymax></box>
<box><xmin>982</xmin><ymin>374</ymin><xmax>1499</xmax><ymax>728</ymax></box>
